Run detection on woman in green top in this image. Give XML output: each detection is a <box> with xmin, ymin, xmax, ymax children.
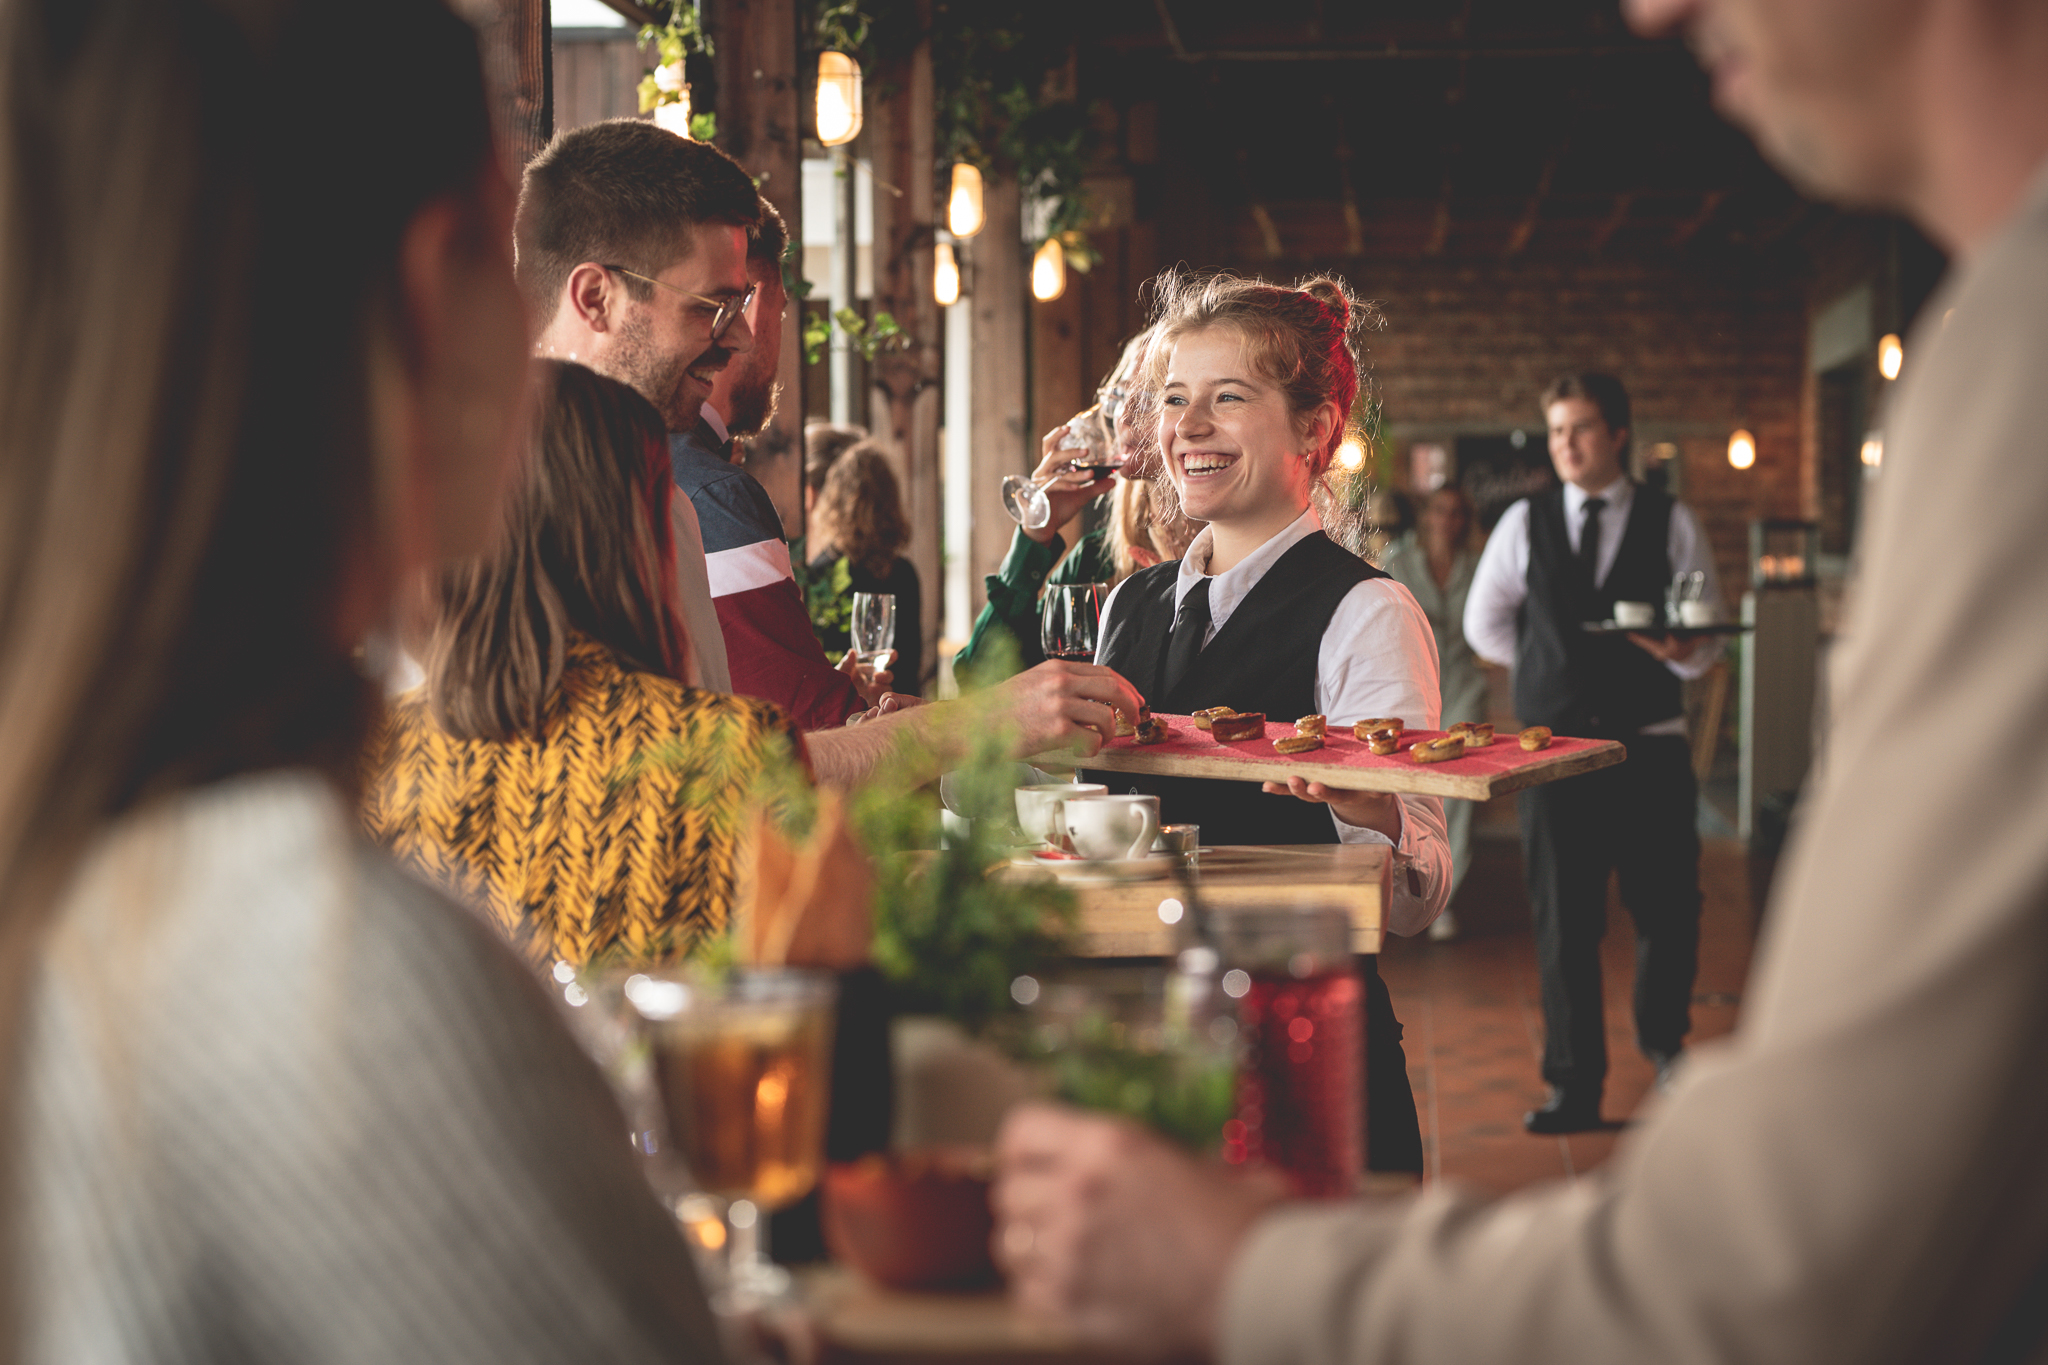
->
<box><xmin>955</xmin><ymin>329</ymin><xmax>1200</xmax><ymax>679</ymax></box>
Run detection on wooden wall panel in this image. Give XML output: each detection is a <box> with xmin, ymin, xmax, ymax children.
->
<box><xmin>552</xmin><ymin>32</ymin><xmax>645</xmax><ymax>133</ymax></box>
<box><xmin>866</xmin><ymin>19</ymin><xmax>943</xmax><ymax>690</ymax></box>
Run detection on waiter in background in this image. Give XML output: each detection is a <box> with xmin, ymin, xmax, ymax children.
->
<box><xmin>1462</xmin><ymin>373</ymin><xmax>1723</xmax><ymax>1133</ymax></box>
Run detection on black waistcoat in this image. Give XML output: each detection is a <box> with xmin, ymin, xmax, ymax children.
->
<box><xmin>1087</xmin><ymin>532</ymin><xmax>1386</xmax><ymax>845</ymax></box>
<box><xmin>1513</xmin><ymin>483</ymin><xmax>1682</xmax><ymax>737</ymax></box>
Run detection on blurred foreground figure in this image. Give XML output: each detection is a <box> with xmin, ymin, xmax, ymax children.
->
<box><xmin>4</xmin><ymin>2</ymin><xmax>724</xmax><ymax>1359</ymax></box>
<box><xmin>994</xmin><ymin>0</ymin><xmax>2048</xmax><ymax>1360</ymax></box>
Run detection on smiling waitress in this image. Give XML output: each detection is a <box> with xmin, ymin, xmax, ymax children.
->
<box><xmin>1089</xmin><ymin>269</ymin><xmax>1450</xmax><ymax>1175</ymax></box>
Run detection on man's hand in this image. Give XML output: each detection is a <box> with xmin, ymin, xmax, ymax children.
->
<box><xmin>1261</xmin><ymin>776</ymin><xmax>1402</xmax><ymax>841</ymax></box>
<box><xmin>844</xmin><ymin>691</ymin><xmax>925</xmax><ymax>726</ymax></box>
<box><xmin>992</xmin><ymin>1103</ymin><xmax>1287</xmax><ymax>1359</ymax></box>
<box><xmin>990</xmin><ymin>661</ymin><xmax>1144</xmax><ymax>758</ymax></box>
<box><xmin>836</xmin><ymin>646</ymin><xmax>895</xmax><ymax>707</ymax></box>
<box><xmin>1626</xmin><ymin>631</ymin><xmax>1704</xmax><ymax>664</ymax></box>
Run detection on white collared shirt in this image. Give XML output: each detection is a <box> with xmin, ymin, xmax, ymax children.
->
<box><xmin>1463</xmin><ymin>477</ymin><xmax>1723</xmax><ymax>734</ymax></box>
<box><xmin>699</xmin><ymin>400</ymin><xmax>731</xmax><ymax>446</ymax></box>
<box><xmin>1097</xmin><ymin>508</ymin><xmax>1450</xmax><ymax>936</ymax></box>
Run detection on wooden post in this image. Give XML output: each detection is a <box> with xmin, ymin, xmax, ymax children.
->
<box><xmin>468</xmin><ymin>0</ymin><xmax>553</xmax><ymax>171</ymax></box>
<box><xmin>965</xmin><ymin>176</ymin><xmax>1028</xmax><ymax>625</ymax></box>
<box><xmin>711</xmin><ymin>0</ymin><xmax>806</xmax><ymax>539</ymax></box>
<box><xmin>867</xmin><ymin>19</ymin><xmax>942</xmax><ymax>690</ymax></box>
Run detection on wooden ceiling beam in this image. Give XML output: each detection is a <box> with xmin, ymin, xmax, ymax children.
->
<box><xmin>1588</xmin><ymin>191</ymin><xmax>1635</xmax><ymax>254</ymax></box>
<box><xmin>1503</xmin><ymin>147</ymin><xmax>1560</xmax><ymax>257</ymax></box>
<box><xmin>1669</xmin><ymin>190</ymin><xmax>1726</xmax><ymax>247</ymax></box>
<box><xmin>594</xmin><ymin>0</ymin><xmax>660</xmax><ymax>25</ymax></box>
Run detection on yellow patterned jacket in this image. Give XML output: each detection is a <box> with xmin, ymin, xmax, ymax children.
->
<box><xmin>362</xmin><ymin>635</ymin><xmax>803</xmax><ymax>967</ymax></box>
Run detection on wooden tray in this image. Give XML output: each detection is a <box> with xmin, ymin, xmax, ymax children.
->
<box><xmin>1059</xmin><ymin>714</ymin><xmax>1625</xmax><ymax>801</ymax></box>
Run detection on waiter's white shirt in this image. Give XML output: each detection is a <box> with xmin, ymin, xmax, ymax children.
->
<box><xmin>1098</xmin><ymin>507</ymin><xmax>1451</xmax><ymax>935</ymax></box>
<box><xmin>1463</xmin><ymin>475</ymin><xmax>1721</xmax><ymax>734</ymax></box>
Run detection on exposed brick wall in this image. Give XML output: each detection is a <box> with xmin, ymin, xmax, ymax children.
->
<box><xmin>1355</xmin><ymin>257</ymin><xmax>1808</xmax><ymax>600</ymax></box>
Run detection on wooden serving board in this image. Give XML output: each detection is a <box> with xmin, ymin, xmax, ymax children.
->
<box><xmin>1060</xmin><ymin>714</ymin><xmax>1625</xmax><ymax>801</ymax></box>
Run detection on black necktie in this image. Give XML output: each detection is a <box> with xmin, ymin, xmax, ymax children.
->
<box><xmin>1162</xmin><ymin>577</ymin><xmax>1213</xmax><ymax>695</ymax></box>
<box><xmin>1577</xmin><ymin>497</ymin><xmax>1606</xmax><ymax>588</ymax></box>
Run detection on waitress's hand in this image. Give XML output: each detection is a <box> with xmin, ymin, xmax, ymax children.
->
<box><xmin>1262</xmin><ymin>776</ymin><xmax>1403</xmax><ymax>842</ymax></box>
<box><xmin>1022</xmin><ymin>423</ymin><xmax>1115</xmax><ymax>545</ymax></box>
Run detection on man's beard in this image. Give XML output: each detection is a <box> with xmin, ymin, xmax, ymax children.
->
<box><xmin>608</xmin><ymin>309</ymin><xmax>711</xmax><ymax>432</ymax></box>
<box><xmin>725</xmin><ymin>369</ymin><xmax>782</xmax><ymax>440</ymax></box>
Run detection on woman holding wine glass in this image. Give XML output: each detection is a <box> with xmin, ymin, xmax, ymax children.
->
<box><xmin>953</xmin><ymin>328</ymin><xmax>1199</xmax><ymax>680</ymax></box>
<box><xmin>1089</xmin><ymin>269</ymin><xmax>1450</xmax><ymax>1175</ymax></box>
<box><xmin>807</xmin><ymin>439</ymin><xmax>923</xmax><ymax>692</ymax></box>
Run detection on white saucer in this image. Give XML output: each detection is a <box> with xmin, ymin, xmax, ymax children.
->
<box><xmin>1024</xmin><ymin>851</ymin><xmax>1174</xmax><ymax>882</ymax></box>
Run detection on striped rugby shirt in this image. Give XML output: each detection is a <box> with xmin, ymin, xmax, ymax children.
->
<box><xmin>669</xmin><ymin>413</ymin><xmax>863</xmax><ymax>731</ymax></box>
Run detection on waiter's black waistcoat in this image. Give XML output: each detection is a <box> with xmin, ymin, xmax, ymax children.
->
<box><xmin>1087</xmin><ymin>531</ymin><xmax>1386</xmax><ymax>845</ymax></box>
<box><xmin>1513</xmin><ymin>483</ymin><xmax>1681</xmax><ymax>738</ymax></box>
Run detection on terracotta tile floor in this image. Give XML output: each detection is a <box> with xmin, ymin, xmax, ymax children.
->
<box><xmin>1378</xmin><ymin>797</ymin><xmax>1758</xmax><ymax>1194</ymax></box>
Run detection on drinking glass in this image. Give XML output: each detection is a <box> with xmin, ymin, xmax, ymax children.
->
<box><xmin>850</xmin><ymin>591</ymin><xmax>896</xmax><ymax>667</ymax></box>
<box><xmin>1040</xmin><ymin>582</ymin><xmax>1106</xmax><ymax>663</ymax></box>
<box><xmin>1210</xmin><ymin>905</ymin><xmax>1362</xmax><ymax>1198</ymax></box>
<box><xmin>626</xmin><ymin>969</ymin><xmax>837</xmax><ymax>1309</ymax></box>
<box><xmin>1000</xmin><ymin>406</ymin><xmax>1119</xmax><ymax>530</ymax></box>
<box><xmin>1021</xmin><ymin>963</ymin><xmax>1240</xmax><ymax>1153</ymax></box>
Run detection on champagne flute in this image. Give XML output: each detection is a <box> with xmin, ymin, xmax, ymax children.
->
<box><xmin>1040</xmin><ymin>582</ymin><xmax>1107</xmax><ymax>663</ymax></box>
<box><xmin>850</xmin><ymin>591</ymin><xmax>896</xmax><ymax>672</ymax></box>
<box><xmin>1001</xmin><ymin>405</ymin><xmax>1119</xmax><ymax>530</ymax></box>
<box><xmin>626</xmin><ymin>969</ymin><xmax>838</xmax><ymax>1310</ymax></box>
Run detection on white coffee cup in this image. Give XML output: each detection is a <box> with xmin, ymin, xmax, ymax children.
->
<box><xmin>1678</xmin><ymin>599</ymin><xmax>1717</xmax><ymax>627</ymax></box>
<box><xmin>1613</xmin><ymin>600</ymin><xmax>1656</xmax><ymax>628</ymax></box>
<box><xmin>1015</xmin><ymin>782</ymin><xmax>1106</xmax><ymax>849</ymax></box>
<box><xmin>1064</xmin><ymin>794</ymin><xmax>1161</xmax><ymax>862</ymax></box>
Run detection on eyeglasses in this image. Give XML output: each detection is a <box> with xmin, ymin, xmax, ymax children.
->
<box><xmin>600</xmin><ymin>264</ymin><xmax>758</xmax><ymax>342</ymax></box>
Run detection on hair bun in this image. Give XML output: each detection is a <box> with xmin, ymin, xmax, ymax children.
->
<box><xmin>1298</xmin><ymin>275</ymin><xmax>1383</xmax><ymax>373</ymax></box>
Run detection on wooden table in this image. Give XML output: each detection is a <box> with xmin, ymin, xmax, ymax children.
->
<box><xmin>1009</xmin><ymin>843</ymin><xmax>1390</xmax><ymax>956</ymax></box>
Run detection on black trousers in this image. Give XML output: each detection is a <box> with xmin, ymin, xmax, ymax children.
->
<box><xmin>1517</xmin><ymin>734</ymin><xmax>1701</xmax><ymax>1094</ymax></box>
<box><xmin>1363</xmin><ymin>955</ymin><xmax>1424</xmax><ymax>1175</ymax></box>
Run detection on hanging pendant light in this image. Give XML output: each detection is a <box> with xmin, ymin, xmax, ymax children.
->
<box><xmin>934</xmin><ymin>240</ymin><xmax>960</xmax><ymax>307</ymax></box>
<box><xmin>1727</xmin><ymin>428</ymin><xmax>1757</xmax><ymax>470</ymax></box>
<box><xmin>651</xmin><ymin>63</ymin><xmax>692</xmax><ymax>138</ymax></box>
<box><xmin>1031</xmin><ymin>237</ymin><xmax>1066</xmax><ymax>301</ymax></box>
<box><xmin>816</xmin><ymin>52</ymin><xmax>863</xmax><ymax>146</ymax></box>
<box><xmin>1878</xmin><ymin>332</ymin><xmax>1904</xmax><ymax>381</ymax></box>
<box><xmin>1335</xmin><ymin>438</ymin><xmax>1366</xmax><ymax>471</ymax></box>
<box><xmin>948</xmin><ymin>163</ymin><xmax>985</xmax><ymax>238</ymax></box>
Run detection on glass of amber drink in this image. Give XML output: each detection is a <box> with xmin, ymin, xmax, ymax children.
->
<box><xmin>627</xmin><ymin>969</ymin><xmax>837</xmax><ymax>1308</ymax></box>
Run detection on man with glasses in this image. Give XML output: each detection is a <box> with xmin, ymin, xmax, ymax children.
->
<box><xmin>517</xmin><ymin>120</ymin><xmax>1148</xmax><ymax>785</ymax></box>
<box><xmin>519</xmin><ymin>120</ymin><xmax>868</xmax><ymax>732</ymax></box>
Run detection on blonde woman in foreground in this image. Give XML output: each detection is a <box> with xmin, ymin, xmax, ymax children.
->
<box><xmin>3</xmin><ymin>1</ymin><xmax>724</xmax><ymax>1358</ymax></box>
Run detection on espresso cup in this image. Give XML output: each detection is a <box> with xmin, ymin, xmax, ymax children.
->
<box><xmin>1613</xmin><ymin>600</ymin><xmax>1656</xmax><ymax>628</ymax></box>
<box><xmin>1064</xmin><ymin>794</ymin><xmax>1161</xmax><ymax>862</ymax></box>
<box><xmin>1015</xmin><ymin>782</ymin><xmax>1106</xmax><ymax>849</ymax></box>
<box><xmin>1678</xmin><ymin>599</ymin><xmax>1717</xmax><ymax>627</ymax></box>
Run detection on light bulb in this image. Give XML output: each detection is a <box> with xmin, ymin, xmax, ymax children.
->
<box><xmin>1860</xmin><ymin>432</ymin><xmax>1884</xmax><ymax>467</ymax></box>
<box><xmin>948</xmin><ymin>163</ymin><xmax>985</xmax><ymax>238</ymax></box>
<box><xmin>652</xmin><ymin>84</ymin><xmax>692</xmax><ymax>138</ymax></box>
<box><xmin>1031</xmin><ymin>237</ymin><xmax>1066</xmax><ymax>301</ymax></box>
<box><xmin>1727</xmin><ymin>428</ymin><xmax>1756</xmax><ymax>470</ymax></box>
<box><xmin>1335</xmin><ymin>439</ymin><xmax>1365</xmax><ymax>471</ymax></box>
<box><xmin>815</xmin><ymin>52</ymin><xmax>862</xmax><ymax>146</ymax></box>
<box><xmin>1878</xmin><ymin>332</ymin><xmax>1904</xmax><ymax>381</ymax></box>
<box><xmin>934</xmin><ymin>241</ymin><xmax>960</xmax><ymax>307</ymax></box>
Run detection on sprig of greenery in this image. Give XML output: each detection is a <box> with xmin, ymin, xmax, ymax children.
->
<box><xmin>635</xmin><ymin>4</ymin><xmax>713</xmax><ymax>120</ymax></box>
<box><xmin>802</xmin><ymin>307</ymin><xmax>912</xmax><ymax>366</ymax></box>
